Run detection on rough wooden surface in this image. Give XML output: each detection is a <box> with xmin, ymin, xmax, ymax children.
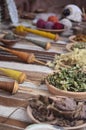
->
<box><xmin>0</xmin><ymin>24</ymin><xmax>85</xmax><ymax>130</ymax></box>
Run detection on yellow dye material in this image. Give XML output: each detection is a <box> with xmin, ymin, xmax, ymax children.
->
<box><xmin>0</xmin><ymin>68</ymin><xmax>26</xmax><ymax>83</ymax></box>
<box><xmin>15</xmin><ymin>25</ymin><xmax>58</xmax><ymax>40</ymax></box>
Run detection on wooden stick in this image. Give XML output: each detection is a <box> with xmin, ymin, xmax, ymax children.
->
<box><xmin>0</xmin><ymin>81</ymin><xmax>19</xmax><ymax>94</ymax></box>
<box><xmin>0</xmin><ymin>46</ymin><xmax>46</xmax><ymax>65</ymax></box>
<box><xmin>16</xmin><ymin>35</ymin><xmax>51</xmax><ymax>50</ymax></box>
<box><xmin>33</xmin><ymin>59</ymin><xmax>47</xmax><ymax>65</ymax></box>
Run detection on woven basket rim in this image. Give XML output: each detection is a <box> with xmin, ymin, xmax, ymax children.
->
<box><xmin>66</xmin><ymin>43</ymin><xmax>75</xmax><ymax>52</ymax></box>
<box><xmin>64</xmin><ymin>122</ymin><xmax>86</xmax><ymax>130</ymax></box>
<box><xmin>27</xmin><ymin>97</ymin><xmax>86</xmax><ymax>130</ymax></box>
<box><xmin>46</xmin><ymin>80</ymin><xmax>86</xmax><ymax>94</ymax></box>
<box><xmin>69</xmin><ymin>35</ymin><xmax>77</xmax><ymax>43</ymax></box>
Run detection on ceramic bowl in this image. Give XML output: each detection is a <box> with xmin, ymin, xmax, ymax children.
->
<box><xmin>0</xmin><ymin>34</ymin><xmax>20</xmax><ymax>46</ymax></box>
<box><xmin>25</xmin><ymin>123</ymin><xmax>86</xmax><ymax>130</ymax></box>
<box><xmin>45</xmin><ymin>80</ymin><xmax>86</xmax><ymax>100</ymax></box>
<box><xmin>66</xmin><ymin>43</ymin><xmax>75</xmax><ymax>52</ymax></box>
<box><xmin>25</xmin><ymin>124</ymin><xmax>64</xmax><ymax>130</ymax></box>
<box><xmin>27</xmin><ymin>96</ymin><xmax>86</xmax><ymax>130</ymax></box>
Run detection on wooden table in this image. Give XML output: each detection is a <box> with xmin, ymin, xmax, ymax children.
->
<box><xmin>0</xmin><ymin>24</ymin><xmax>85</xmax><ymax>130</ymax></box>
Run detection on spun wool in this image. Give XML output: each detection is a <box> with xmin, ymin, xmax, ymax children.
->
<box><xmin>45</xmin><ymin>21</ymin><xmax>54</xmax><ymax>29</ymax></box>
<box><xmin>36</xmin><ymin>19</ymin><xmax>46</xmax><ymax>28</ymax></box>
<box><xmin>47</xmin><ymin>16</ymin><xmax>58</xmax><ymax>23</ymax></box>
<box><xmin>53</xmin><ymin>22</ymin><xmax>64</xmax><ymax>29</ymax></box>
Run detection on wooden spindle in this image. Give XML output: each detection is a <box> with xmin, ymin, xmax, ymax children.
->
<box><xmin>15</xmin><ymin>26</ymin><xmax>59</xmax><ymax>41</ymax></box>
<box><xmin>0</xmin><ymin>67</ymin><xmax>40</xmax><ymax>85</ymax></box>
<box><xmin>0</xmin><ymin>46</ymin><xmax>46</xmax><ymax>65</ymax></box>
<box><xmin>0</xmin><ymin>80</ymin><xmax>33</xmax><ymax>94</ymax></box>
<box><xmin>14</xmin><ymin>34</ymin><xmax>51</xmax><ymax>50</ymax></box>
<box><xmin>0</xmin><ymin>67</ymin><xmax>26</xmax><ymax>84</ymax></box>
<box><xmin>25</xmin><ymin>38</ymin><xmax>51</xmax><ymax>50</ymax></box>
<box><xmin>0</xmin><ymin>81</ymin><xmax>19</xmax><ymax>94</ymax></box>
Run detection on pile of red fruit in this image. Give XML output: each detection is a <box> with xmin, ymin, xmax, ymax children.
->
<box><xmin>36</xmin><ymin>16</ymin><xmax>64</xmax><ymax>30</ymax></box>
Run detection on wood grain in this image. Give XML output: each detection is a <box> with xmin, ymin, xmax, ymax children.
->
<box><xmin>0</xmin><ymin>123</ymin><xmax>23</xmax><ymax>130</ymax></box>
<box><xmin>0</xmin><ymin>48</ymin><xmax>56</xmax><ymax>63</ymax></box>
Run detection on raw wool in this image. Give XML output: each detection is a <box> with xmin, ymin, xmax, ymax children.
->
<box><xmin>60</xmin><ymin>18</ymin><xmax>72</xmax><ymax>29</ymax></box>
<box><xmin>44</xmin><ymin>21</ymin><xmax>54</xmax><ymax>29</ymax></box>
<box><xmin>36</xmin><ymin>19</ymin><xmax>46</xmax><ymax>28</ymax></box>
<box><xmin>47</xmin><ymin>49</ymin><xmax>86</xmax><ymax>70</ymax></box>
<box><xmin>63</xmin><ymin>4</ymin><xmax>82</xmax><ymax>22</ymax></box>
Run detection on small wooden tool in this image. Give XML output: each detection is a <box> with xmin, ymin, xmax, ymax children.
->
<box><xmin>0</xmin><ymin>46</ymin><xmax>46</xmax><ymax>65</ymax></box>
<box><xmin>0</xmin><ymin>67</ymin><xmax>26</xmax><ymax>83</ymax></box>
<box><xmin>0</xmin><ymin>80</ymin><xmax>32</xmax><ymax>94</ymax></box>
<box><xmin>15</xmin><ymin>26</ymin><xmax>59</xmax><ymax>41</ymax></box>
<box><xmin>0</xmin><ymin>67</ymin><xmax>39</xmax><ymax>85</ymax></box>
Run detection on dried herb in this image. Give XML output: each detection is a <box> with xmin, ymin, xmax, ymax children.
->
<box><xmin>72</xmin><ymin>42</ymin><xmax>86</xmax><ymax>49</ymax></box>
<box><xmin>29</xmin><ymin>95</ymin><xmax>86</xmax><ymax>127</ymax></box>
<box><xmin>47</xmin><ymin>66</ymin><xmax>86</xmax><ymax>92</ymax></box>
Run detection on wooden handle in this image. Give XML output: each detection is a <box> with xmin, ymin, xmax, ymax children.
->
<box><xmin>33</xmin><ymin>59</ymin><xmax>46</xmax><ymax>65</ymax></box>
<box><xmin>0</xmin><ymin>81</ymin><xmax>19</xmax><ymax>94</ymax></box>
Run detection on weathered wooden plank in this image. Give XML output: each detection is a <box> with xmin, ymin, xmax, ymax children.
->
<box><xmin>0</xmin><ymin>95</ymin><xmax>28</xmax><ymax>107</ymax></box>
<box><xmin>0</xmin><ymin>85</ymin><xmax>51</xmax><ymax>99</ymax></box>
<box><xmin>0</xmin><ymin>123</ymin><xmax>23</xmax><ymax>130</ymax></box>
<box><xmin>0</xmin><ymin>70</ymin><xmax>48</xmax><ymax>85</ymax></box>
<box><xmin>0</xmin><ymin>116</ymin><xmax>29</xmax><ymax>129</ymax></box>
<box><xmin>0</xmin><ymin>27</ymin><xmax>68</xmax><ymax>129</ymax></box>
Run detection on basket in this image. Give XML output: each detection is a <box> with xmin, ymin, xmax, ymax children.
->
<box><xmin>27</xmin><ymin>96</ymin><xmax>86</xmax><ymax>130</ymax></box>
<box><xmin>0</xmin><ymin>37</ymin><xmax>19</xmax><ymax>46</ymax></box>
<box><xmin>66</xmin><ymin>42</ymin><xmax>86</xmax><ymax>52</ymax></box>
<box><xmin>66</xmin><ymin>43</ymin><xmax>75</xmax><ymax>52</ymax></box>
<box><xmin>0</xmin><ymin>33</ymin><xmax>20</xmax><ymax>46</ymax></box>
<box><xmin>69</xmin><ymin>35</ymin><xmax>77</xmax><ymax>43</ymax></box>
<box><xmin>45</xmin><ymin>80</ymin><xmax>86</xmax><ymax>100</ymax></box>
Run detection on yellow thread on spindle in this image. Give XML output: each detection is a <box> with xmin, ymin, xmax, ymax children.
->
<box><xmin>15</xmin><ymin>25</ymin><xmax>59</xmax><ymax>40</ymax></box>
<box><xmin>0</xmin><ymin>68</ymin><xmax>26</xmax><ymax>83</ymax></box>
